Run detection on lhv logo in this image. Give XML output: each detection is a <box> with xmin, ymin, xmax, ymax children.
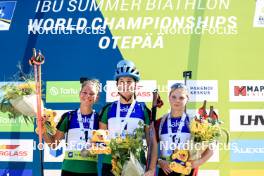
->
<box><xmin>230</xmin><ymin>109</ymin><xmax>264</xmax><ymax>132</ymax></box>
<box><xmin>0</xmin><ymin>1</ymin><xmax>16</xmax><ymax>31</ymax></box>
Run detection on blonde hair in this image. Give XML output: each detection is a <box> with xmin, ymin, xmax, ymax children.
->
<box><xmin>169</xmin><ymin>83</ymin><xmax>189</xmax><ymax>97</ymax></box>
<box><xmin>81</xmin><ymin>79</ymin><xmax>101</xmax><ymax>93</ymax></box>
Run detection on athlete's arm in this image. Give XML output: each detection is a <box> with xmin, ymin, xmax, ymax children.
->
<box><xmin>145</xmin><ymin>125</ymin><xmax>158</xmax><ymax>174</ymax></box>
<box><xmin>189</xmin><ymin>147</ymin><xmax>214</xmax><ymax>168</ymax></box>
<box><xmin>99</xmin><ymin>122</ymin><xmax>107</xmax><ymax>129</ymax></box>
<box><xmin>99</xmin><ymin>104</ymin><xmax>110</xmax><ymax>130</ymax></box>
<box><xmin>43</xmin><ymin>130</ymin><xmax>65</xmax><ymax>149</ymax></box>
<box><xmin>42</xmin><ymin>112</ymin><xmax>69</xmax><ymax>148</ymax></box>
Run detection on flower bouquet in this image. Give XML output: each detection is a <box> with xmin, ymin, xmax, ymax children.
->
<box><xmin>110</xmin><ymin>121</ymin><xmax>145</xmax><ymax>176</ymax></box>
<box><xmin>189</xmin><ymin>100</ymin><xmax>229</xmax><ymax>160</ymax></box>
<box><xmin>0</xmin><ymin>71</ymin><xmax>43</xmax><ymax>118</ymax></box>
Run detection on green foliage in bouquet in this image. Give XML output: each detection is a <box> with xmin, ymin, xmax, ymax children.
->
<box><xmin>110</xmin><ymin>121</ymin><xmax>145</xmax><ymax>176</ymax></box>
<box><xmin>1</xmin><ymin>65</ymin><xmax>33</xmax><ymax>97</ymax></box>
<box><xmin>188</xmin><ymin>102</ymin><xmax>230</xmax><ymax>161</ymax></box>
<box><xmin>0</xmin><ymin>65</ymin><xmax>36</xmax><ymax>122</ymax></box>
<box><xmin>0</xmin><ymin>104</ymin><xmax>34</xmax><ymax>124</ymax></box>
<box><xmin>190</xmin><ymin>103</ymin><xmax>229</xmax><ymax>144</ymax></box>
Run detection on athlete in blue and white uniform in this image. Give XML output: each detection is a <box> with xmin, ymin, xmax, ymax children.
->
<box><xmin>99</xmin><ymin>60</ymin><xmax>157</xmax><ymax>176</ymax></box>
<box><xmin>155</xmin><ymin>83</ymin><xmax>213</xmax><ymax>176</ymax></box>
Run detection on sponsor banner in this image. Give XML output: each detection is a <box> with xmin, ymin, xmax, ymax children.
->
<box><xmin>0</xmin><ymin>1</ymin><xmax>16</xmax><ymax>31</ymax></box>
<box><xmin>44</xmin><ymin>140</ymin><xmax>65</xmax><ymax>162</ymax></box>
<box><xmin>197</xmin><ymin>170</ymin><xmax>219</xmax><ymax>176</ymax></box>
<box><xmin>230</xmin><ymin>140</ymin><xmax>264</xmax><ymax>162</ymax></box>
<box><xmin>44</xmin><ymin>110</ymin><xmax>69</xmax><ymax>162</ymax></box>
<box><xmin>44</xmin><ymin>170</ymin><xmax>61</xmax><ymax>176</ymax></box>
<box><xmin>230</xmin><ymin>109</ymin><xmax>264</xmax><ymax>132</ymax></box>
<box><xmin>0</xmin><ymin>111</ymin><xmax>34</xmax><ymax>132</ymax></box>
<box><xmin>229</xmin><ymin>80</ymin><xmax>264</xmax><ymax>102</ymax></box>
<box><xmin>230</xmin><ymin>170</ymin><xmax>264</xmax><ymax>176</ymax></box>
<box><xmin>46</xmin><ymin>81</ymin><xmax>81</xmax><ymax>103</ymax></box>
<box><xmin>0</xmin><ymin>169</ymin><xmax>32</xmax><ymax>176</ymax></box>
<box><xmin>253</xmin><ymin>0</ymin><xmax>264</xmax><ymax>27</ymax></box>
<box><xmin>106</xmin><ymin>80</ymin><xmax>156</xmax><ymax>102</ymax></box>
<box><xmin>0</xmin><ymin>139</ymin><xmax>33</xmax><ymax>162</ymax></box>
<box><xmin>168</xmin><ymin>80</ymin><xmax>218</xmax><ymax>102</ymax></box>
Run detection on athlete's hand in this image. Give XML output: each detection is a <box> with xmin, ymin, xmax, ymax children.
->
<box><xmin>144</xmin><ymin>169</ymin><xmax>155</xmax><ymax>176</ymax></box>
<box><xmin>189</xmin><ymin>159</ymin><xmax>202</xmax><ymax>168</ymax></box>
<box><xmin>159</xmin><ymin>160</ymin><xmax>172</xmax><ymax>175</ymax></box>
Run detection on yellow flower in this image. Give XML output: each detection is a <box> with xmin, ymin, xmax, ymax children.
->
<box><xmin>111</xmin><ymin>159</ymin><xmax>117</xmax><ymax>167</ymax></box>
<box><xmin>18</xmin><ymin>83</ymin><xmax>35</xmax><ymax>90</ymax></box>
<box><xmin>202</xmin><ymin>121</ymin><xmax>210</xmax><ymax>129</ymax></box>
<box><xmin>116</xmin><ymin>137</ymin><xmax>123</xmax><ymax>144</ymax></box>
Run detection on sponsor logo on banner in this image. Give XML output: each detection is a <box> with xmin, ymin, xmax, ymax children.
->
<box><xmin>0</xmin><ymin>1</ymin><xmax>16</xmax><ymax>31</ymax></box>
<box><xmin>46</xmin><ymin>81</ymin><xmax>81</xmax><ymax>103</ymax></box>
<box><xmin>197</xmin><ymin>170</ymin><xmax>219</xmax><ymax>176</ymax></box>
<box><xmin>106</xmin><ymin>80</ymin><xmax>156</xmax><ymax>102</ymax></box>
<box><xmin>230</xmin><ymin>170</ymin><xmax>264</xmax><ymax>176</ymax></box>
<box><xmin>230</xmin><ymin>140</ymin><xmax>264</xmax><ymax>162</ymax></box>
<box><xmin>229</xmin><ymin>80</ymin><xmax>264</xmax><ymax>101</ymax></box>
<box><xmin>168</xmin><ymin>80</ymin><xmax>218</xmax><ymax>102</ymax></box>
<box><xmin>44</xmin><ymin>170</ymin><xmax>61</xmax><ymax>176</ymax></box>
<box><xmin>230</xmin><ymin>110</ymin><xmax>264</xmax><ymax>132</ymax></box>
<box><xmin>253</xmin><ymin>0</ymin><xmax>264</xmax><ymax>27</ymax></box>
<box><xmin>0</xmin><ymin>113</ymin><xmax>34</xmax><ymax>132</ymax></box>
<box><xmin>0</xmin><ymin>139</ymin><xmax>33</xmax><ymax>162</ymax></box>
<box><xmin>44</xmin><ymin>110</ymin><xmax>68</xmax><ymax>162</ymax></box>
<box><xmin>0</xmin><ymin>169</ymin><xmax>32</xmax><ymax>176</ymax></box>
<box><xmin>44</xmin><ymin>140</ymin><xmax>65</xmax><ymax>162</ymax></box>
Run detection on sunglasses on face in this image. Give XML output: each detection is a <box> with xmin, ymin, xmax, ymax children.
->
<box><xmin>170</xmin><ymin>83</ymin><xmax>187</xmax><ymax>90</ymax></box>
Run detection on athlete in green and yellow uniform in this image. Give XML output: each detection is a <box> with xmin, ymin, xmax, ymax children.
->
<box><xmin>42</xmin><ymin>79</ymin><xmax>100</xmax><ymax>176</ymax></box>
